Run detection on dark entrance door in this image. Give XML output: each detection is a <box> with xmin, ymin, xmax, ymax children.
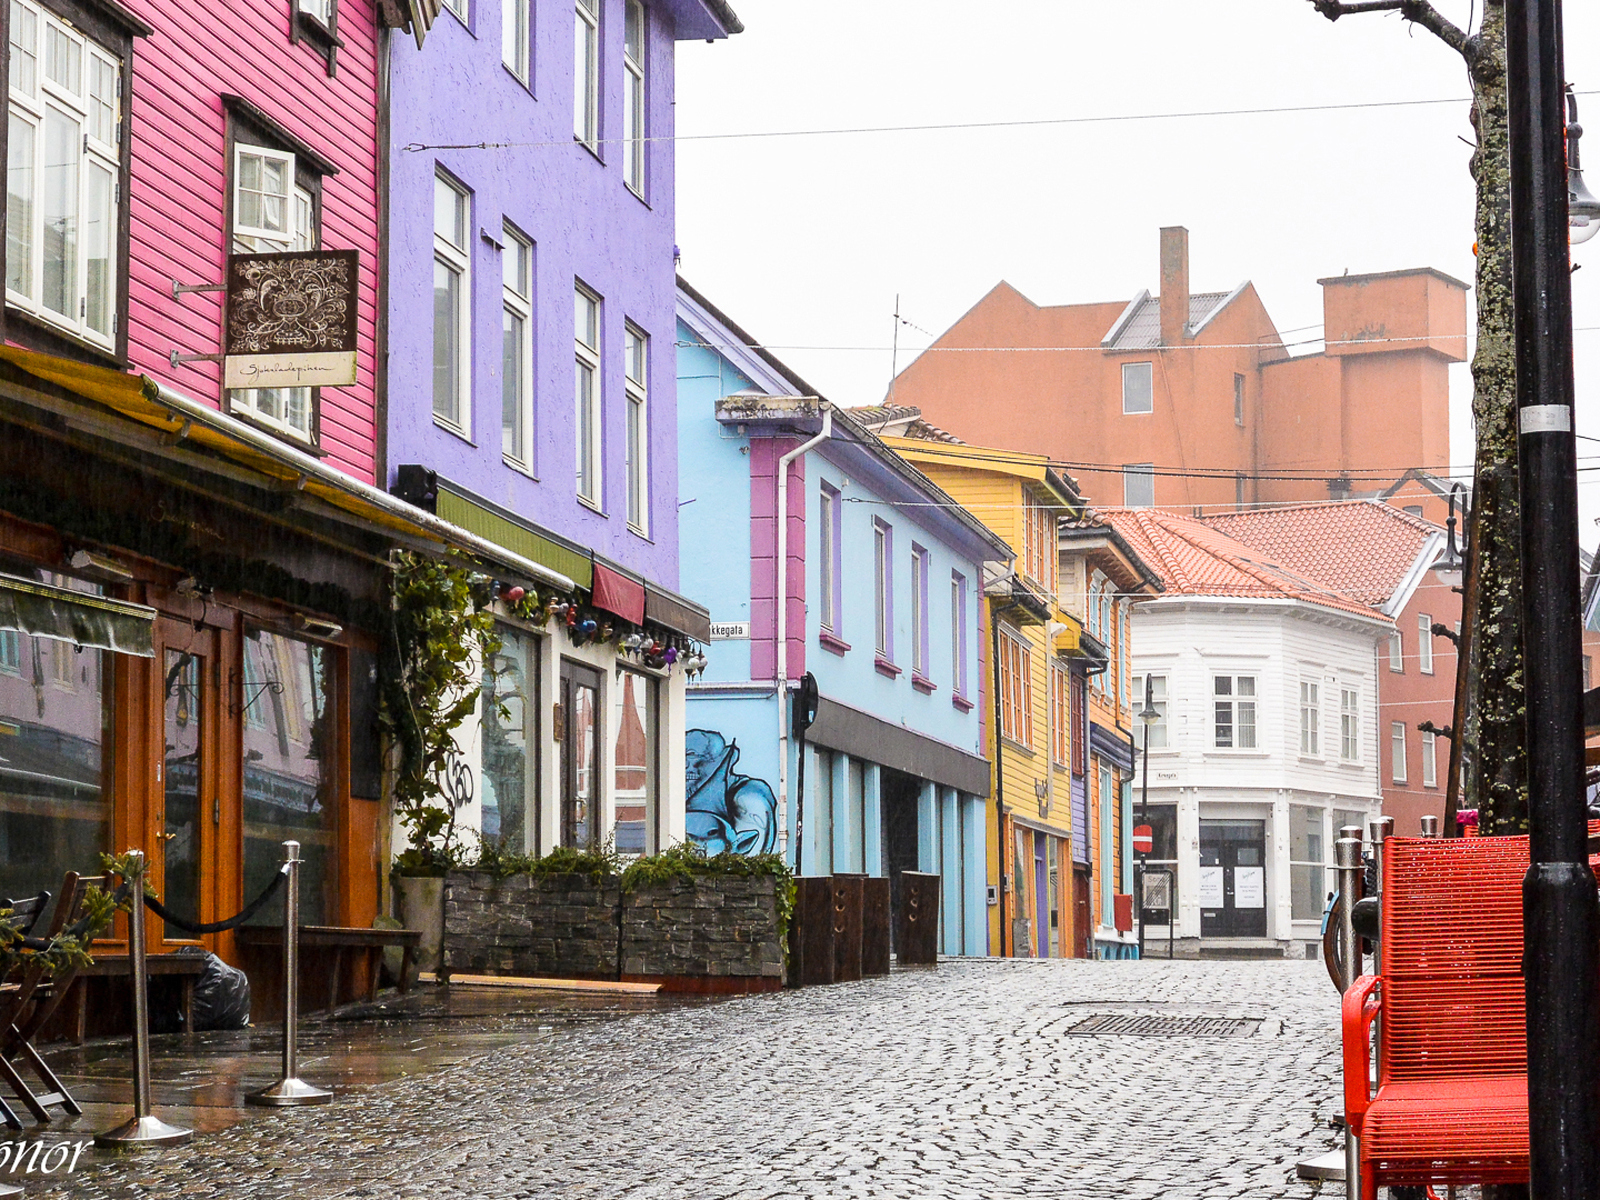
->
<box><xmin>558</xmin><ymin>661</ymin><xmax>602</xmax><ymax>848</ymax></box>
<box><xmin>880</xmin><ymin>768</ymin><xmax>920</xmax><ymax>952</ymax></box>
<box><xmin>1199</xmin><ymin>819</ymin><xmax>1267</xmax><ymax>937</ymax></box>
<box><xmin>1072</xmin><ymin>869</ymin><xmax>1091</xmax><ymax>957</ymax></box>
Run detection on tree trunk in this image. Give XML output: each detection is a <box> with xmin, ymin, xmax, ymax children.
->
<box><xmin>1460</xmin><ymin>0</ymin><xmax>1529</xmax><ymax>840</ymax></box>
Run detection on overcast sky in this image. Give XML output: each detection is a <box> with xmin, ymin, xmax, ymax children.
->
<box><xmin>673</xmin><ymin>0</ymin><xmax>1600</xmax><ymax>530</ymax></box>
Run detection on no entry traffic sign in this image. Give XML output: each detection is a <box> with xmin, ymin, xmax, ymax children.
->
<box><xmin>1133</xmin><ymin>824</ymin><xmax>1153</xmax><ymax>855</ymax></box>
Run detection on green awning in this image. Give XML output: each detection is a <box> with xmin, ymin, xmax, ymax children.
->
<box><xmin>435</xmin><ymin>486</ymin><xmax>593</xmax><ymax>591</ymax></box>
<box><xmin>0</xmin><ymin>573</ymin><xmax>156</xmax><ymax>657</ymax></box>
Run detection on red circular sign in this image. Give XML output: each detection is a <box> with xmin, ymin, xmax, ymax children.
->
<box><xmin>1133</xmin><ymin>824</ymin><xmax>1154</xmax><ymax>854</ymax></box>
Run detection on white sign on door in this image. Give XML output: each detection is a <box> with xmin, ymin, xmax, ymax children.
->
<box><xmin>1235</xmin><ymin>866</ymin><xmax>1266</xmax><ymax>909</ymax></box>
<box><xmin>1198</xmin><ymin>866</ymin><xmax>1225</xmax><ymax>907</ymax></box>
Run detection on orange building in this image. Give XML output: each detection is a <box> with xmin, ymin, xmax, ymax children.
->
<box><xmin>886</xmin><ymin>227</ymin><xmax>1468</xmax><ymax>516</ymax></box>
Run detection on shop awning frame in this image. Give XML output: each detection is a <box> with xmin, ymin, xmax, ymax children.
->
<box><xmin>0</xmin><ymin>572</ymin><xmax>156</xmax><ymax>657</ymax></box>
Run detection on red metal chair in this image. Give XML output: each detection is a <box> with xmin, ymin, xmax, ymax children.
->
<box><xmin>1342</xmin><ymin>835</ymin><xmax>1531</xmax><ymax>1198</ymax></box>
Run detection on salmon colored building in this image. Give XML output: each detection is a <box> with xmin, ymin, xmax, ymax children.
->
<box><xmin>885</xmin><ymin>227</ymin><xmax>1468</xmax><ymax>517</ymax></box>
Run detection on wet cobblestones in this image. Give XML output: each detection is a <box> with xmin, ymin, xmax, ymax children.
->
<box><xmin>38</xmin><ymin>958</ymin><xmax>1343</xmax><ymax>1198</ymax></box>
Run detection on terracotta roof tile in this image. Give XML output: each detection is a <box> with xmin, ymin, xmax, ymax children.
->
<box><xmin>1102</xmin><ymin>508</ymin><xmax>1395</xmax><ymax>623</ymax></box>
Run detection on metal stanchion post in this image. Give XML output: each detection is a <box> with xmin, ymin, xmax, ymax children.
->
<box><xmin>248</xmin><ymin>841</ymin><xmax>331</xmax><ymax>1106</ymax></box>
<box><xmin>1366</xmin><ymin>817</ymin><xmax>1393</xmax><ymax>1066</ymax></box>
<box><xmin>96</xmin><ymin>850</ymin><xmax>192</xmax><ymax>1148</ymax></box>
<box><xmin>1336</xmin><ymin>832</ymin><xmax>1365</xmax><ymax>1199</ymax></box>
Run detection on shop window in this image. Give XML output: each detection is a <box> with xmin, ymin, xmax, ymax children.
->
<box><xmin>1289</xmin><ymin>804</ymin><xmax>1325</xmax><ymax>921</ymax></box>
<box><xmin>240</xmin><ymin>628</ymin><xmax>336</xmax><ymax>926</ymax></box>
<box><xmin>481</xmin><ymin>627</ymin><xmax>540</xmax><ymax>852</ymax></box>
<box><xmin>1139</xmin><ymin>803</ymin><xmax>1179</xmax><ymax>919</ymax></box>
<box><xmin>612</xmin><ymin>668</ymin><xmax>656</xmax><ymax>856</ymax></box>
<box><xmin>0</xmin><ymin>609</ymin><xmax>111</xmax><ymax>902</ymax></box>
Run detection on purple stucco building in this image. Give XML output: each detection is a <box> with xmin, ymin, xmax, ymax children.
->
<box><xmin>385</xmin><ymin>0</ymin><xmax>740</xmax><ymax>861</ymax></box>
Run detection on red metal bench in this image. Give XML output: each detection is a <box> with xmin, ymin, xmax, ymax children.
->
<box><xmin>1342</xmin><ymin>834</ymin><xmax>1531</xmax><ymax>1198</ymax></box>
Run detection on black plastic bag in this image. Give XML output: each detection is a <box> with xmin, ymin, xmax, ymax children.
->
<box><xmin>191</xmin><ymin>952</ymin><xmax>251</xmax><ymax>1030</ymax></box>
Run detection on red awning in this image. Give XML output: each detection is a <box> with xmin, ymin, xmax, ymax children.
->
<box><xmin>591</xmin><ymin>561</ymin><xmax>646</xmax><ymax>625</ymax></box>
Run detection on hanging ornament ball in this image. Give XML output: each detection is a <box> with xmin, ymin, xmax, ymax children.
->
<box><xmin>664</xmin><ymin>646</ymin><xmax>679</xmax><ymax>664</ymax></box>
<box><xmin>505</xmin><ymin>586</ymin><xmax>526</xmax><ymax>603</ymax></box>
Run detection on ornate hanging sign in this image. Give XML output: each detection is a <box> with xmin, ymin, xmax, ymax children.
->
<box><xmin>223</xmin><ymin>250</ymin><xmax>360</xmax><ymax>390</ymax></box>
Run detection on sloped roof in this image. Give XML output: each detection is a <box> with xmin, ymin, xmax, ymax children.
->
<box><xmin>1102</xmin><ymin>290</ymin><xmax>1236</xmax><ymax>350</ymax></box>
<box><xmin>1197</xmin><ymin>501</ymin><xmax>1437</xmax><ymax>608</ymax></box>
<box><xmin>850</xmin><ymin>404</ymin><xmax>965</xmax><ymax>443</ymax></box>
<box><xmin>1102</xmin><ymin>509</ymin><xmax>1390</xmax><ymax>624</ymax></box>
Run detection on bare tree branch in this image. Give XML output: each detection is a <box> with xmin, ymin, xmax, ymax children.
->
<box><xmin>1307</xmin><ymin>0</ymin><xmax>1470</xmax><ymax>57</ymax></box>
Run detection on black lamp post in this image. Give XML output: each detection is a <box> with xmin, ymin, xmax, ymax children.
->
<box><xmin>1137</xmin><ymin>674</ymin><xmax>1160</xmax><ymax>959</ymax></box>
<box><xmin>1505</xmin><ymin>0</ymin><xmax>1600</xmax><ymax>1193</ymax></box>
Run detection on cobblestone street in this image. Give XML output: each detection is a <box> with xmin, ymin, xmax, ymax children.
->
<box><xmin>37</xmin><ymin>958</ymin><xmax>1344</xmax><ymax>1199</ymax></box>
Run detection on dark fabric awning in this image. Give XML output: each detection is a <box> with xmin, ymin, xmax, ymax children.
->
<box><xmin>644</xmin><ymin>583</ymin><xmax>711</xmax><ymax>643</ymax></box>
<box><xmin>0</xmin><ymin>573</ymin><xmax>155</xmax><ymax>657</ymax></box>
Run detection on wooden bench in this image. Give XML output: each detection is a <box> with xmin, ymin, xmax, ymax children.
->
<box><xmin>1342</xmin><ymin>834</ymin><xmax>1531</xmax><ymax>1198</ymax></box>
<box><xmin>235</xmin><ymin>925</ymin><xmax>420</xmax><ymax>1017</ymax></box>
<box><xmin>62</xmin><ymin>953</ymin><xmax>208</xmax><ymax>1044</ymax></box>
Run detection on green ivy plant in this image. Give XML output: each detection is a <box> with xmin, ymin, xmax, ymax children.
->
<box><xmin>0</xmin><ymin>858</ymin><xmax>135</xmax><ymax>980</ymax></box>
<box><xmin>381</xmin><ymin>551</ymin><xmax>501</xmax><ymax>877</ymax></box>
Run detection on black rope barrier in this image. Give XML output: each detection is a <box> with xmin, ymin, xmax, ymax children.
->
<box><xmin>141</xmin><ymin>867</ymin><xmax>288</xmax><ymax>936</ymax></box>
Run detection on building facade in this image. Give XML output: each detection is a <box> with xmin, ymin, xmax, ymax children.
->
<box><xmin>1107</xmin><ymin>510</ymin><xmax>1389</xmax><ymax>956</ymax></box>
<box><xmin>881</xmin><ymin>227</ymin><xmax>1468</xmax><ymax>515</ymax></box>
<box><xmin>382</xmin><ymin>0</ymin><xmax>738</xmax><ymax>860</ymax></box>
<box><xmin>677</xmin><ymin>286</ymin><xmax>1008</xmax><ymax>955</ymax></box>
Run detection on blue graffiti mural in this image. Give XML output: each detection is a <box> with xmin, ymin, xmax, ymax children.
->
<box><xmin>685</xmin><ymin>730</ymin><xmax>777</xmax><ymax>855</ymax></box>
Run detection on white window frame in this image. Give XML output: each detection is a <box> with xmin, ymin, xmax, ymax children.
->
<box><xmin>819</xmin><ymin>484</ymin><xmax>839</xmax><ymax>634</ymax></box>
<box><xmin>624</xmin><ymin>322</ymin><xmax>648</xmax><ymax>534</ymax></box>
<box><xmin>433</xmin><ymin>173</ymin><xmax>471</xmax><ymax>435</ymax></box>
<box><xmin>574</xmin><ymin>0</ymin><xmax>599</xmax><ymax>149</ymax></box>
<box><xmin>1050</xmin><ymin>661</ymin><xmax>1070</xmax><ymax>767</ymax></box>
<box><xmin>574</xmin><ymin>282</ymin><xmax>602</xmax><ymax>505</ymax></box>
<box><xmin>1133</xmin><ymin>673</ymin><xmax>1168</xmax><ymax>750</ymax></box>
<box><xmin>1417</xmin><ymin>613</ymin><xmax>1434</xmax><ymax>674</ymax></box>
<box><xmin>1233</xmin><ymin>372</ymin><xmax>1245</xmax><ymax>426</ymax></box>
<box><xmin>1213</xmin><ymin>674</ymin><xmax>1256</xmax><ymax>749</ymax></box>
<box><xmin>910</xmin><ymin>544</ymin><xmax>928</xmax><ymax>679</ymax></box>
<box><xmin>999</xmin><ymin>626</ymin><xmax>1032</xmax><ymax>749</ymax></box>
<box><xmin>1299</xmin><ymin>680</ymin><xmax>1320</xmax><ymax>756</ymax></box>
<box><xmin>502</xmin><ymin>0</ymin><xmax>530</xmax><ymax>82</ymax></box>
<box><xmin>299</xmin><ymin>0</ymin><xmax>335</xmax><ymax>27</ymax></box>
<box><xmin>1391</xmin><ymin>720</ymin><xmax>1408</xmax><ymax>784</ymax></box>
<box><xmin>441</xmin><ymin>0</ymin><xmax>467</xmax><ymax>23</ymax></box>
<box><xmin>233</xmin><ymin>143</ymin><xmax>296</xmax><ymax>244</ymax></box>
<box><xmin>1422</xmin><ymin>729</ymin><xmax>1438</xmax><ymax>789</ymax></box>
<box><xmin>1339</xmin><ymin>687</ymin><xmax>1359</xmax><ymax>762</ymax></box>
<box><xmin>6</xmin><ymin>0</ymin><xmax>121</xmax><ymax>352</ymax></box>
<box><xmin>1122</xmin><ymin>361</ymin><xmax>1153</xmax><ymax>414</ymax></box>
<box><xmin>873</xmin><ymin>519</ymin><xmax>893</xmax><ymax>660</ymax></box>
<box><xmin>1388</xmin><ymin>628</ymin><xmax>1404</xmax><ymax>673</ymax></box>
<box><xmin>501</xmin><ymin>223</ymin><xmax>533</xmax><ymax>468</ymax></box>
<box><xmin>622</xmin><ymin>0</ymin><xmax>645</xmax><ymax>195</ymax></box>
<box><xmin>951</xmin><ymin>571</ymin><xmax>967</xmax><ymax>700</ymax></box>
<box><xmin>1123</xmin><ymin>463</ymin><xmax>1154</xmax><ymax>509</ymax></box>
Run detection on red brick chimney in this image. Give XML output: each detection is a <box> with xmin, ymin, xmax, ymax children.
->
<box><xmin>1159</xmin><ymin>226</ymin><xmax>1190</xmax><ymax>345</ymax></box>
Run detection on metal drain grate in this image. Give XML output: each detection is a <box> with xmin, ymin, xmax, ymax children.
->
<box><xmin>1065</xmin><ymin>1013</ymin><xmax>1261</xmax><ymax>1038</ymax></box>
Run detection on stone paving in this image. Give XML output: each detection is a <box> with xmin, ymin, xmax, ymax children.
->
<box><xmin>27</xmin><ymin>957</ymin><xmax>1346</xmax><ymax>1199</ymax></box>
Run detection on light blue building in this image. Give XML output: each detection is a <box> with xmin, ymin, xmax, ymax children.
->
<box><xmin>676</xmin><ymin>281</ymin><xmax>1012</xmax><ymax>955</ymax></box>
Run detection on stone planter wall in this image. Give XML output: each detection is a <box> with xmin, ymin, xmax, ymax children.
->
<box><xmin>443</xmin><ymin>871</ymin><xmax>784</xmax><ymax>992</ymax></box>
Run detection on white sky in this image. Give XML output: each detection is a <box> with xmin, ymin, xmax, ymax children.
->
<box><xmin>674</xmin><ymin>0</ymin><xmax>1600</xmax><ymax>532</ymax></box>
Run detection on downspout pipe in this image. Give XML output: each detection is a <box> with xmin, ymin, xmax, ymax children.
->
<box><xmin>151</xmin><ymin>383</ymin><xmax>575</xmax><ymax>592</ymax></box>
<box><xmin>775</xmin><ymin>404</ymin><xmax>832</xmax><ymax>866</ymax></box>
<box><xmin>991</xmin><ymin>612</ymin><xmax>1008</xmax><ymax>957</ymax></box>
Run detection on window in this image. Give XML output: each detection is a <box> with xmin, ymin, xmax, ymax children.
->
<box><xmin>1123</xmin><ymin>464</ymin><xmax>1154</xmax><ymax>509</ymax></box>
<box><xmin>574</xmin><ymin>0</ymin><xmax>599</xmax><ymax>148</ymax></box>
<box><xmin>1586</xmin><ymin>655</ymin><xmax>1594</xmax><ymax>692</ymax></box>
<box><xmin>1214</xmin><ymin>675</ymin><xmax>1256</xmax><ymax>749</ymax></box>
<box><xmin>1391</xmin><ymin>721</ymin><xmax>1408</xmax><ymax>783</ymax></box>
<box><xmin>1388</xmin><ymin>628</ymin><xmax>1404</xmax><ymax>673</ymax></box>
<box><xmin>1417</xmin><ymin>613</ymin><xmax>1434</xmax><ymax>674</ymax></box>
<box><xmin>819</xmin><ymin>484</ymin><xmax>841</xmax><ymax>634</ymax></box>
<box><xmin>1233</xmin><ymin>372</ymin><xmax>1245</xmax><ymax>426</ymax></box>
<box><xmin>1132</xmin><ymin>673</ymin><xmax>1168</xmax><ymax>749</ymax></box>
<box><xmin>0</xmin><ymin>629</ymin><xmax>17</xmax><ymax>674</ymax></box>
<box><xmin>230</xmin><ymin>134</ymin><xmax>318</xmax><ymax>440</ymax></box>
<box><xmin>624</xmin><ymin>323</ymin><xmax>648</xmax><ymax>533</ymax></box>
<box><xmin>1098</xmin><ymin>762</ymin><xmax>1114</xmax><ymax>921</ymax></box>
<box><xmin>1340</xmin><ymin>687</ymin><xmax>1359</xmax><ymax>761</ymax></box>
<box><xmin>999</xmin><ymin>628</ymin><xmax>1033</xmax><ymax>748</ymax></box>
<box><xmin>502</xmin><ymin>0</ymin><xmax>530</xmax><ymax>82</ymax></box>
<box><xmin>612</xmin><ymin>668</ymin><xmax>657</xmax><ymax>855</ymax></box>
<box><xmin>299</xmin><ymin>0</ymin><xmax>334</xmax><ymax>26</ymax></box>
<box><xmin>481</xmin><ymin>628</ymin><xmax>540</xmax><ymax>852</ymax></box>
<box><xmin>441</xmin><ymin>0</ymin><xmax>466</xmax><ymax>21</ymax></box>
<box><xmin>1299</xmin><ymin>680</ymin><xmax>1320</xmax><ymax>756</ymax></box>
<box><xmin>574</xmin><ymin>283</ymin><xmax>601</xmax><ymax>503</ymax></box>
<box><xmin>1071</xmin><ymin>671</ymin><xmax>1087</xmax><ymax>776</ymax></box>
<box><xmin>1289</xmin><ymin>805</ymin><xmax>1325</xmax><ymax>921</ymax></box>
<box><xmin>873</xmin><ymin>520</ymin><xmax>893</xmax><ymax>660</ymax></box>
<box><xmin>1022</xmin><ymin>491</ymin><xmax>1055</xmax><ymax>591</ymax></box>
<box><xmin>1122</xmin><ymin>361</ymin><xmax>1152</xmax><ymax>414</ymax></box>
<box><xmin>622</xmin><ymin>0</ymin><xmax>645</xmax><ymax>194</ymax></box>
<box><xmin>910</xmin><ymin>545</ymin><xmax>929</xmax><ymax>679</ymax></box>
<box><xmin>1050</xmin><ymin>662</ymin><xmax>1070</xmax><ymax>766</ymax></box>
<box><xmin>950</xmin><ymin>571</ymin><xmax>967</xmax><ymax>700</ymax></box>
<box><xmin>502</xmin><ymin>224</ymin><xmax>532</xmax><ymax>466</ymax></box>
<box><xmin>1235</xmin><ymin>473</ymin><xmax>1246</xmax><ymax>510</ymax></box>
<box><xmin>433</xmin><ymin>174</ymin><xmax>470</xmax><ymax>433</ymax></box>
<box><xmin>6</xmin><ymin>0</ymin><xmax>121</xmax><ymax>351</ymax></box>
<box><xmin>1422</xmin><ymin>729</ymin><xmax>1438</xmax><ymax>789</ymax></box>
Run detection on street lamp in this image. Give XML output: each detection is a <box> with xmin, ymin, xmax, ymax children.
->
<box><xmin>1136</xmin><ymin>674</ymin><xmax>1161</xmax><ymax>958</ymax></box>
<box><xmin>1430</xmin><ymin>483</ymin><xmax>1466</xmax><ymax>588</ymax></box>
<box><xmin>1568</xmin><ymin>87</ymin><xmax>1600</xmax><ymax>245</ymax></box>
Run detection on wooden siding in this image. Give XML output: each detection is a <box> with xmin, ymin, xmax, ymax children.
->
<box><xmin>122</xmin><ymin>1</ymin><xmax>381</xmax><ymax>483</ymax></box>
